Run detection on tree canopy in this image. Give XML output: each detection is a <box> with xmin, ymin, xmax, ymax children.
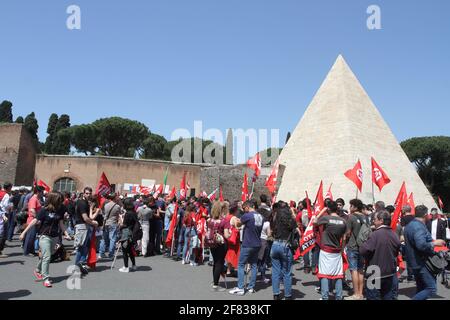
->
<box><xmin>0</xmin><ymin>100</ymin><xmax>13</xmax><ymax>123</ymax></box>
<box><xmin>401</xmin><ymin>136</ymin><xmax>450</xmax><ymax>211</ymax></box>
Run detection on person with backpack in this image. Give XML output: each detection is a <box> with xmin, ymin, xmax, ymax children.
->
<box><xmin>19</xmin><ymin>192</ymin><xmax>71</xmax><ymax>287</ymax></box>
<box><xmin>404</xmin><ymin>205</ymin><xmax>447</xmax><ymax>300</ymax></box>
<box><xmin>345</xmin><ymin>199</ymin><xmax>369</xmax><ymax>300</ymax></box>
<box><xmin>99</xmin><ymin>193</ymin><xmax>121</xmax><ymax>259</ymax></box>
<box><xmin>360</xmin><ymin>210</ymin><xmax>401</xmax><ymax>300</ymax></box>
<box><xmin>229</xmin><ymin>200</ymin><xmax>263</xmax><ymax>296</ymax></box>
<box><xmin>118</xmin><ymin>197</ymin><xmax>140</xmax><ymax>273</ymax></box>
<box><xmin>205</xmin><ymin>201</ymin><xmax>228</xmax><ymax>292</ymax></box>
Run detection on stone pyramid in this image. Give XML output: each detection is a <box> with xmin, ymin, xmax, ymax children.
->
<box><xmin>277</xmin><ymin>55</ymin><xmax>436</xmax><ymax>208</ymax></box>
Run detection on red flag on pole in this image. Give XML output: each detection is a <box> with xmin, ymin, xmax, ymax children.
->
<box><xmin>165</xmin><ymin>204</ymin><xmax>179</xmax><ymax>247</ymax></box>
<box><xmin>265</xmin><ymin>157</ymin><xmax>280</xmax><ymax>194</ymax></box>
<box><xmin>242</xmin><ymin>173</ymin><xmax>249</xmax><ymax>202</ymax></box>
<box><xmin>408</xmin><ymin>192</ymin><xmax>416</xmax><ymax>216</ymax></box>
<box><xmin>180</xmin><ymin>172</ymin><xmax>187</xmax><ymax>200</ymax></box>
<box><xmin>153</xmin><ymin>184</ymin><xmax>164</xmax><ymax>199</ymax></box>
<box><xmin>438</xmin><ymin>196</ymin><xmax>444</xmax><ymax>211</ymax></box>
<box><xmin>391</xmin><ymin>182</ymin><xmax>407</xmax><ymax>230</ymax></box>
<box><xmin>344</xmin><ymin>160</ymin><xmax>363</xmax><ymax>192</ymax></box>
<box><xmin>37</xmin><ymin>180</ymin><xmax>51</xmax><ymax>193</ymax></box>
<box><xmin>371</xmin><ymin>157</ymin><xmax>391</xmax><ymax>191</ymax></box>
<box><xmin>95</xmin><ymin>172</ymin><xmax>111</xmax><ymax>209</ymax></box>
<box><xmin>247</xmin><ymin>152</ymin><xmax>261</xmax><ymax>177</ymax></box>
<box><xmin>219</xmin><ymin>186</ymin><xmax>224</xmax><ymax>202</ymax></box>
<box><xmin>325</xmin><ymin>183</ymin><xmax>334</xmax><ymax>201</ymax></box>
<box><xmin>169</xmin><ymin>186</ymin><xmax>176</xmax><ymax>199</ymax></box>
<box><xmin>300</xmin><ymin>181</ymin><xmax>324</xmax><ymax>256</ymax></box>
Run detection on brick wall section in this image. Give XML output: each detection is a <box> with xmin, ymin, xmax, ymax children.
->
<box><xmin>0</xmin><ymin>124</ymin><xmax>36</xmax><ymax>186</ymax></box>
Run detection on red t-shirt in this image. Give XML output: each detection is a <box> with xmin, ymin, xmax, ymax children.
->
<box><xmin>27</xmin><ymin>195</ymin><xmax>42</xmax><ymax>224</ymax></box>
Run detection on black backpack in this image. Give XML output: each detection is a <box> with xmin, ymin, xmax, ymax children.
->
<box><xmin>132</xmin><ymin>220</ymin><xmax>143</xmax><ymax>243</ymax></box>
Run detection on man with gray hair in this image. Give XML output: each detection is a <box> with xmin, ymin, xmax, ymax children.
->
<box><xmin>370</xmin><ymin>201</ymin><xmax>385</xmax><ymax>225</ymax></box>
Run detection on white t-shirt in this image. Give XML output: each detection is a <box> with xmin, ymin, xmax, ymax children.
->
<box><xmin>260</xmin><ymin>221</ymin><xmax>270</xmax><ymax>241</ymax></box>
<box><xmin>431</xmin><ymin>219</ymin><xmax>438</xmax><ymax>240</ymax></box>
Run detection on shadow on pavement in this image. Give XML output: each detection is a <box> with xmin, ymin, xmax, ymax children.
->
<box><xmin>0</xmin><ymin>260</ymin><xmax>25</xmax><ymax>266</ymax></box>
<box><xmin>0</xmin><ymin>289</ymin><xmax>32</xmax><ymax>300</ymax></box>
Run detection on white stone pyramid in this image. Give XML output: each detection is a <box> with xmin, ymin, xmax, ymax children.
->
<box><xmin>277</xmin><ymin>55</ymin><xmax>437</xmax><ymax>208</ymax></box>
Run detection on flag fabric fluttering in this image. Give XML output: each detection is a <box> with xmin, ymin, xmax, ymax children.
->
<box><xmin>344</xmin><ymin>160</ymin><xmax>363</xmax><ymax>192</ymax></box>
<box><xmin>265</xmin><ymin>157</ymin><xmax>280</xmax><ymax>194</ymax></box>
<box><xmin>95</xmin><ymin>172</ymin><xmax>112</xmax><ymax>208</ymax></box>
<box><xmin>179</xmin><ymin>172</ymin><xmax>187</xmax><ymax>200</ymax></box>
<box><xmin>219</xmin><ymin>186</ymin><xmax>224</xmax><ymax>202</ymax></box>
<box><xmin>153</xmin><ymin>184</ymin><xmax>164</xmax><ymax>199</ymax></box>
<box><xmin>208</xmin><ymin>188</ymin><xmax>219</xmax><ymax>201</ymax></box>
<box><xmin>371</xmin><ymin>157</ymin><xmax>391</xmax><ymax>192</ymax></box>
<box><xmin>407</xmin><ymin>192</ymin><xmax>416</xmax><ymax>216</ymax></box>
<box><xmin>438</xmin><ymin>196</ymin><xmax>444</xmax><ymax>211</ymax></box>
<box><xmin>300</xmin><ymin>181</ymin><xmax>324</xmax><ymax>256</ymax></box>
<box><xmin>391</xmin><ymin>182</ymin><xmax>407</xmax><ymax>230</ymax></box>
<box><xmin>325</xmin><ymin>183</ymin><xmax>333</xmax><ymax>201</ymax></box>
<box><xmin>37</xmin><ymin>180</ymin><xmax>51</xmax><ymax>193</ymax></box>
<box><xmin>165</xmin><ymin>204</ymin><xmax>179</xmax><ymax>248</ymax></box>
<box><xmin>163</xmin><ymin>167</ymin><xmax>169</xmax><ymax>187</ymax></box>
<box><xmin>169</xmin><ymin>186</ymin><xmax>176</xmax><ymax>199</ymax></box>
<box><xmin>242</xmin><ymin>173</ymin><xmax>249</xmax><ymax>202</ymax></box>
<box><xmin>247</xmin><ymin>152</ymin><xmax>261</xmax><ymax>177</ymax></box>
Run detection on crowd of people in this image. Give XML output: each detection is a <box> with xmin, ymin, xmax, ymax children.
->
<box><xmin>0</xmin><ymin>181</ymin><xmax>449</xmax><ymax>300</ymax></box>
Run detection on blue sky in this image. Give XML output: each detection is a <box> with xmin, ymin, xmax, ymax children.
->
<box><xmin>1</xmin><ymin>0</ymin><xmax>449</xmax><ymax>155</ymax></box>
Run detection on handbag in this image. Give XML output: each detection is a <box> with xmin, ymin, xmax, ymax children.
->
<box><xmin>287</xmin><ymin>228</ymin><xmax>299</xmax><ymax>253</ymax></box>
<box><xmin>227</xmin><ymin>227</ymin><xmax>239</xmax><ymax>246</ymax></box>
<box><xmin>425</xmin><ymin>252</ymin><xmax>448</xmax><ymax>275</ymax></box>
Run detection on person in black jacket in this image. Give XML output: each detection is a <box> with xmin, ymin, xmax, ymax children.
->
<box><xmin>118</xmin><ymin>198</ymin><xmax>138</xmax><ymax>273</ymax></box>
<box><xmin>360</xmin><ymin>210</ymin><xmax>401</xmax><ymax>300</ymax></box>
<box><xmin>426</xmin><ymin>209</ymin><xmax>447</xmax><ymax>242</ymax></box>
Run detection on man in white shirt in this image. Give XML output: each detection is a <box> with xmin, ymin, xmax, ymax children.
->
<box><xmin>426</xmin><ymin>208</ymin><xmax>447</xmax><ymax>242</ymax></box>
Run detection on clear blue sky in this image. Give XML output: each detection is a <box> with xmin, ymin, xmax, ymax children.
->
<box><xmin>1</xmin><ymin>0</ymin><xmax>449</xmax><ymax>153</ymax></box>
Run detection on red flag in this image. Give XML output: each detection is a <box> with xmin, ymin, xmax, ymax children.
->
<box><xmin>140</xmin><ymin>186</ymin><xmax>152</xmax><ymax>196</ymax></box>
<box><xmin>325</xmin><ymin>183</ymin><xmax>333</xmax><ymax>201</ymax></box>
<box><xmin>180</xmin><ymin>172</ymin><xmax>187</xmax><ymax>200</ymax></box>
<box><xmin>95</xmin><ymin>172</ymin><xmax>111</xmax><ymax>196</ymax></box>
<box><xmin>408</xmin><ymin>192</ymin><xmax>416</xmax><ymax>216</ymax></box>
<box><xmin>438</xmin><ymin>196</ymin><xmax>444</xmax><ymax>210</ymax></box>
<box><xmin>219</xmin><ymin>186</ymin><xmax>224</xmax><ymax>202</ymax></box>
<box><xmin>153</xmin><ymin>184</ymin><xmax>164</xmax><ymax>199</ymax></box>
<box><xmin>344</xmin><ymin>160</ymin><xmax>363</xmax><ymax>192</ymax></box>
<box><xmin>208</xmin><ymin>188</ymin><xmax>218</xmax><ymax>201</ymax></box>
<box><xmin>247</xmin><ymin>152</ymin><xmax>261</xmax><ymax>177</ymax></box>
<box><xmin>37</xmin><ymin>180</ymin><xmax>51</xmax><ymax>193</ymax></box>
<box><xmin>305</xmin><ymin>191</ymin><xmax>313</xmax><ymax>220</ymax></box>
<box><xmin>371</xmin><ymin>157</ymin><xmax>391</xmax><ymax>191</ymax></box>
<box><xmin>391</xmin><ymin>182</ymin><xmax>407</xmax><ymax>230</ymax></box>
<box><xmin>87</xmin><ymin>230</ymin><xmax>97</xmax><ymax>269</ymax></box>
<box><xmin>165</xmin><ymin>204</ymin><xmax>179</xmax><ymax>247</ymax></box>
<box><xmin>169</xmin><ymin>186</ymin><xmax>176</xmax><ymax>199</ymax></box>
<box><xmin>265</xmin><ymin>157</ymin><xmax>280</xmax><ymax>194</ymax></box>
<box><xmin>242</xmin><ymin>173</ymin><xmax>249</xmax><ymax>202</ymax></box>
<box><xmin>300</xmin><ymin>181</ymin><xmax>324</xmax><ymax>256</ymax></box>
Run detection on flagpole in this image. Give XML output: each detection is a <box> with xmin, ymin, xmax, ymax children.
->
<box><xmin>371</xmin><ymin>181</ymin><xmax>375</xmax><ymax>205</ymax></box>
<box><xmin>356</xmin><ymin>187</ymin><xmax>359</xmax><ymax>200</ymax></box>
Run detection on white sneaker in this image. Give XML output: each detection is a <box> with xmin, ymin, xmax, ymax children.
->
<box><xmin>229</xmin><ymin>287</ymin><xmax>245</xmax><ymax>296</ymax></box>
<box><xmin>130</xmin><ymin>265</ymin><xmax>137</xmax><ymax>271</ymax></box>
<box><xmin>247</xmin><ymin>288</ymin><xmax>256</xmax><ymax>294</ymax></box>
<box><xmin>182</xmin><ymin>260</ymin><xmax>187</xmax><ymax>265</ymax></box>
<box><xmin>119</xmin><ymin>267</ymin><xmax>129</xmax><ymax>273</ymax></box>
<box><xmin>190</xmin><ymin>262</ymin><xmax>198</xmax><ymax>266</ymax></box>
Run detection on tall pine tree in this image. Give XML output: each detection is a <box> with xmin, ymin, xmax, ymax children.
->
<box><xmin>24</xmin><ymin>112</ymin><xmax>40</xmax><ymax>150</ymax></box>
<box><xmin>44</xmin><ymin>113</ymin><xmax>59</xmax><ymax>153</ymax></box>
<box><xmin>53</xmin><ymin>114</ymin><xmax>71</xmax><ymax>154</ymax></box>
<box><xmin>0</xmin><ymin>100</ymin><xmax>13</xmax><ymax>123</ymax></box>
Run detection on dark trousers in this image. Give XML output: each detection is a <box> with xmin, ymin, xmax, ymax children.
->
<box><xmin>149</xmin><ymin>219</ymin><xmax>163</xmax><ymax>254</ymax></box>
<box><xmin>366</xmin><ymin>276</ymin><xmax>395</xmax><ymax>300</ymax></box>
<box><xmin>211</xmin><ymin>244</ymin><xmax>227</xmax><ymax>285</ymax></box>
<box><xmin>122</xmin><ymin>241</ymin><xmax>136</xmax><ymax>268</ymax></box>
<box><xmin>23</xmin><ymin>225</ymin><xmax>37</xmax><ymax>255</ymax></box>
<box><xmin>7</xmin><ymin>211</ymin><xmax>16</xmax><ymax>240</ymax></box>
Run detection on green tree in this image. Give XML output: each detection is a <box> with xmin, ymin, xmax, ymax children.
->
<box><xmin>401</xmin><ymin>136</ymin><xmax>450</xmax><ymax>212</ymax></box>
<box><xmin>66</xmin><ymin>124</ymin><xmax>98</xmax><ymax>155</ymax></box>
<box><xmin>0</xmin><ymin>100</ymin><xmax>13</xmax><ymax>123</ymax></box>
<box><xmin>53</xmin><ymin>114</ymin><xmax>71</xmax><ymax>154</ymax></box>
<box><xmin>15</xmin><ymin>116</ymin><xmax>24</xmax><ymax>124</ymax></box>
<box><xmin>260</xmin><ymin>147</ymin><xmax>283</xmax><ymax>166</ymax></box>
<box><xmin>44</xmin><ymin>113</ymin><xmax>59</xmax><ymax>153</ymax></box>
<box><xmin>165</xmin><ymin>137</ymin><xmax>226</xmax><ymax>164</ymax></box>
<box><xmin>24</xmin><ymin>112</ymin><xmax>40</xmax><ymax>150</ymax></box>
<box><xmin>141</xmin><ymin>133</ymin><xmax>168</xmax><ymax>160</ymax></box>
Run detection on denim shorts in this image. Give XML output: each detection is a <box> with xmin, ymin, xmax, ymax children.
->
<box><xmin>347</xmin><ymin>249</ymin><xmax>364</xmax><ymax>271</ymax></box>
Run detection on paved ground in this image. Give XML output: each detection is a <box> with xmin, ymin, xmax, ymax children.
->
<box><xmin>1</xmin><ymin>237</ymin><xmax>449</xmax><ymax>300</ymax></box>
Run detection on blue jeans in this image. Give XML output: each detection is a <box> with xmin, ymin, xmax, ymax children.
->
<box><xmin>365</xmin><ymin>276</ymin><xmax>395</xmax><ymax>300</ymax></box>
<box><xmin>270</xmin><ymin>241</ymin><xmax>293</xmax><ymax>297</ymax></box>
<box><xmin>7</xmin><ymin>211</ymin><xmax>16</xmax><ymax>241</ymax></box>
<box><xmin>182</xmin><ymin>227</ymin><xmax>196</xmax><ymax>262</ymax></box>
<box><xmin>238</xmin><ymin>246</ymin><xmax>260</xmax><ymax>290</ymax></box>
<box><xmin>413</xmin><ymin>266</ymin><xmax>437</xmax><ymax>300</ymax></box>
<box><xmin>23</xmin><ymin>225</ymin><xmax>37</xmax><ymax>255</ymax></box>
<box><xmin>321</xmin><ymin>278</ymin><xmax>343</xmax><ymax>300</ymax></box>
<box><xmin>347</xmin><ymin>249</ymin><xmax>364</xmax><ymax>271</ymax></box>
<box><xmin>99</xmin><ymin>224</ymin><xmax>119</xmax><ymax>257</ymax></box>
<box><xmin>75</xmin><ymin>227</ymin><xmax>92</xmax><ymax>265</ymax></box>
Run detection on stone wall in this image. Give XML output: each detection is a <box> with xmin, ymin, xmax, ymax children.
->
<box><xmin>0</xmin><ymin>124</ymin><xmax>36</xmax><ymax>186</ymax></box>
<box><xmin>200</xmin><ymin>164</ymin><xmax>285</xmax><ymax>202</ymax></box>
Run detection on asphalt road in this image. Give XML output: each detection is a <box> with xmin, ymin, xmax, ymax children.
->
<box><xmin>1</xmin><ymin>237</ymin><xmax>449</xmax><ymax>300</ymax></box>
